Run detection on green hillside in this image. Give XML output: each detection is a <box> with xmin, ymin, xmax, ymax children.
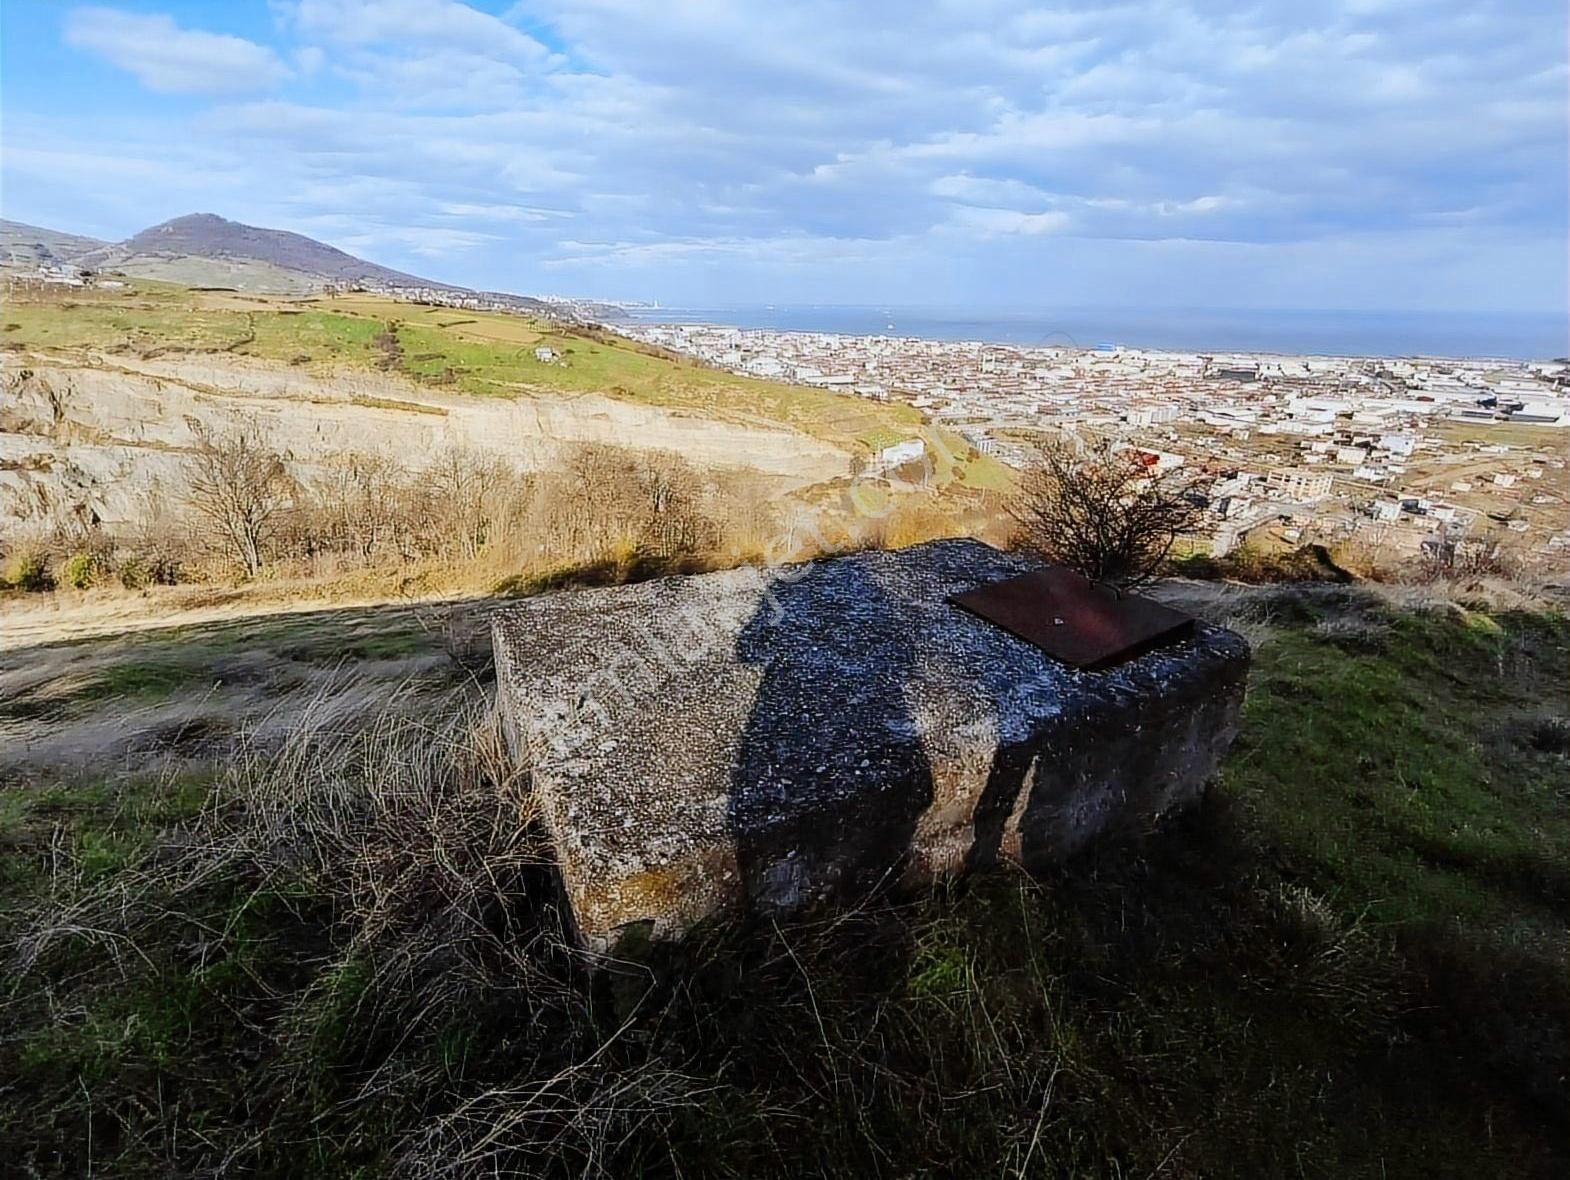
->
<box><xmin>1</xmin><ymin>282</ymin><xmax>930</xmax><ymax>457</ymax></box>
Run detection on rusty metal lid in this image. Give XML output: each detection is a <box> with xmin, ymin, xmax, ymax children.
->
<box><xmin>948</xmin><ymin>567</ymin><xmax>1195</xmax><ymax>671</ymax></box>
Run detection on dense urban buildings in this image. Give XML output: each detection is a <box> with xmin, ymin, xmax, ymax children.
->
<box><xmin>626</xmin><ymin>322</ymin><xmax>1570</xmax><ymax>566</ymax></box>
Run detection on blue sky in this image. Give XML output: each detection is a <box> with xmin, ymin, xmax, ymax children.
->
<box><xmin>2</xmin><ymin>0</ymin><xmax>1566</xmax><ymax>312</ymax></box>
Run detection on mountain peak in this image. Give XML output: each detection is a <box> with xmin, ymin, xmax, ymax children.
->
<box><xmin>112</xmin><ymin>213</ymin><xmax>446</xmax><ymax>290</ymax></box>
<box><xmin>158</xmin><ymin>212</ymin><xmax>231</xmax><ymax>228</ymax></box>
<box><xmin>8</xmin><ymin>212</ymin><xmax>546</xmax><ymax>310</ymax></box>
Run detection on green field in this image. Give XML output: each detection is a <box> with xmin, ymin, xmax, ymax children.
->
<box><xmin>1</xmin><ymin>283</ymin><xmax>929</xmax><ymax>457</ymax></box>
<box><xmin>1</xmin><ymin>281</ymin><xmax>255</xmax><ymax>352</ymax></box>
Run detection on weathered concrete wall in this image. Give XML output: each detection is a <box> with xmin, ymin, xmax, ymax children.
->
<box><xmin>493</xmin><ymin>539</ymin><xmax>1249</xmax><ymax>949</ymax></box>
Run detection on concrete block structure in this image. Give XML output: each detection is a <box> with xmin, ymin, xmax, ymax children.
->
<box><xmin>493</xmin><ymin>539</ymin><xmax>1249</xmax><ymax>949</ymax></box>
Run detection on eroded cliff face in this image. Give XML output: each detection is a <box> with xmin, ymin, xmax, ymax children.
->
<box><xmin>0</xmin><ymin>352</ymin><xmax>852</xmax><ymax>531</ymax></box>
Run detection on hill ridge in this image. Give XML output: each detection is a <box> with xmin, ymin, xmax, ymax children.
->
<box><xmin>5</xmin><ymin>212</ymin><xmax>547</xmax><ymax>307</ymax></box>
<box><xmin>0</xmin><ymin>218</ymin><xmax>110</xmax><ymax>268</ymax></box>
<box><xmin>75</xmin><ymin>211</ymin><xmax>457</xmax><ymax>292</ymax></box>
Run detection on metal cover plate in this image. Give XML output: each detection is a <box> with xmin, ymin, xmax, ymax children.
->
<box><xmin>949</xmin><ymin>567</ymin><xmax>1196</xmax><ymax>671</ymax></box>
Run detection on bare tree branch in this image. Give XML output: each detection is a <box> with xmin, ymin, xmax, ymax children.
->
<box><xmin>1008</xmin><ymin>434</ymin><xmax>1204</xmax><ymax>587</ymax></box>
<box><xmin>185</xmin><ymin>423</ymin><xmax>291</xmax><ymax>579</ymax></box>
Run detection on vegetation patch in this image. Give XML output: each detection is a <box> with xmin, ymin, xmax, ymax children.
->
<box><xmin>0</xmin><ymin>773</ymin><xmax>212</xmax><ymax>903</ymax></box>
<box><xmin>351</xmin><ymin>394</ymin><xmax>448</xmax><ymax>415</ymax></box>
<box><xmin>75</xmin><ymin>657</ymin><xmax>213</xmax><ymax>702</ymax></box>
<box><xmin>275</xmin><ymin>623</ymin><xmax>433</xmax><ymax>664</ymax></box>
<box><xmin>858</xmin><ymin>426</ymin><xmax>919</xmax><ymax>452</ymax></box>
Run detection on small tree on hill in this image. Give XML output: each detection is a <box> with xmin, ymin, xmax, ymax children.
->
<box><xmin>186</xmin><ymin>424</ymin><xmax>290</xmax><ymax>579</ymax></box>
<box><xmin>1009</xmin><ymin>434</ymin><xmax>1203</xmax><ymax>587</ymax></box>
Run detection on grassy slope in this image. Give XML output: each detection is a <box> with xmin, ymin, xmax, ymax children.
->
<box><xmin>1</xmin><ymin>586</ymin><xmax>1565</xmax><ymax>1177</ymax></box>
<box><xmin>2</xmin><ymin>284</ymin><xmax>959</xmax><ymax>463</ymax></box>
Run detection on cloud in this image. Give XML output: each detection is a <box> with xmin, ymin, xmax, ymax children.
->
<box><xmin>948</xmin><ymin>207</ymin><xmax>1072</xmax><ymax>236</ymax></box>
<box><xmin>281</xmin><ymin>0</ymin><xmax>553</xmax><ymax>63</ymax></box>
<box><xmin>437</xmin><ymin>201</ymin><xmax>573</xmax><ymax>222</ymax></box>
<box><xmin>930</xmin><ymin>174</ymin><xmax>1055</xmax><ymax>210</ymax></box>
<box><xmin>276</xmin><ymin>1</ymin><xmax>561</xmax><ymax>110</ymax></box>
<box><xmin>64</xmin><ymin>7</ymin><xmax>290</xmax><ymax>95</ymax></box>
<box><xmin>11</xmin><ymin>1</ymin><xmax>1565</xmax><ymax>310</ymax></box>
<box><xmin>334</xmin><ymin>224</ymin><xmax>502</xmax><ymax>258</ymax></box>
<box><xmin>332</xmin><ymin>48</ymin><xmax>535</xmax><ymax>110</ymax></box>
<box><xmin>1156</xmin><ymin>196</ymin><xmax>1232</xmax><ymax>217</ymax></box>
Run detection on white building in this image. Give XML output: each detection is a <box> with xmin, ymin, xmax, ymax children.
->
<box><xmin>1378</xmin><ymin>433</ymin><xmax>1417</xmax><ymax>457</ymax></box>
<box><xmin>1127</xmin><ymin>447</ymin><xmax>1186</xmax><ymax>475</ymax></box>
<box><xmin>1266</xmin><ymin>467</ymin><xmax>1334</xmax><ymax>502</ymax></box>
<box><xmin>1125</xmin><ymin>405</ymin><xmax>1180</xmax><ymax>428</ymax></box>
<box><xmin>960</xmin><ymin>430</ymin><xmax>998</xmax><ymax>456</ymax></box>
<box><xmin>874</xmin><ymin>438</ymin><xmax>927</xmax><ymax>471</ymax></box>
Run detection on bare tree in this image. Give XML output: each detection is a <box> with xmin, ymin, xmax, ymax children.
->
<box><xmin>632</xmin><ymin>449</ymin><xmax>714</xmax><ymax>557</ymax></box>
<box><xmin>423</xmin><ymin>448</ymin><xmax>507</xmax><ymax>561</ymax></box>
<box><xmin>317</xmin><ymin>451</ymin><xmax>409</xmax><ymax>563</ymax></box>
<box><xmin>186</xmin><ymin>424</ymin><xmax>290</xmax><ymax>579</ymax></box>
<box><xmin>1415</xmin><ymin>527</ymin><xmax>1519</xmax><ymax>582</ymax></box>
<box><xmin>1009</xmin><ymin>434</ymin><xmax>1203</xmax><ymax>587</ymax></box>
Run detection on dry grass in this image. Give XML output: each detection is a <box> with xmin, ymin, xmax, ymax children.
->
<box><xmin>2</xmin><ymin>584</ymin><xmax>1567</xmax><ymax>1178</ymax></box>
<box><xmin>4</xmin><ymin>683</ymin><xmax>600</xmax><ymax>1173</ymax></box>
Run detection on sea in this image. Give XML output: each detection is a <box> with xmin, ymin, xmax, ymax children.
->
<box><xmin>622</xmin><ymin>305</ymin><xmax>1568</xmax><ymax>362</ymax></box>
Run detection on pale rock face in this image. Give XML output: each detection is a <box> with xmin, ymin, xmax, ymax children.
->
<box><xmin>493</xmin><ymin>539</ymin><xmax>1250</xmax><ymax>950</ymax></box>
<box><xmin>0</xmin><ymin>355</ymin><xmax>850</xmax><ymax>529</ymax></box>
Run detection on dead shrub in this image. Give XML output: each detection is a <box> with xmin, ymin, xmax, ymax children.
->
<box><xmin>185</xmin><ymin>423</ymin><xmax>292</xmax><ymax>579</ymax></box>
<box><xmin>1237</xmin><ymin>884</ymin><xmax>1399</xmax><ymax>1039</ymax></box>
<box><xmin>1410</xmin><ymin>531</ymin><xmax>1523</xmax><ymax>584</ymax></box>
<box><xmin>1009</xmin><ymin>434</ymin><xmax>1204</xmax><ymax>586</ymax></box>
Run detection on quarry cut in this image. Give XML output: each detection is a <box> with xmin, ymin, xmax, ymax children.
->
<box><xmin>493</xmin><ymin>539</ymin><xmax>1249</xmax><ymax>949</ymax></box>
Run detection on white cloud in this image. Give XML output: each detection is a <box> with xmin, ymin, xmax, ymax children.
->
<box><xmin>335</xmin><ymin>224</ymin><xmax>501</xmax><ymax>258</ymax></box>
<box><xmin>64</xmin><ymin>7</ymin><xmax>290</xmax><ymax>96</ymax></box>
<box><xmin>437</xmin><ymin>201</ymin><xmax>573</xmax><ymax>222</ymax></box>
<box><xmin>1155</xmin><ymin>195</ymin><xmax>1232</xmax><ymax>217</ymax></box>
<box><xmin>282</xmin><ymin>0</ymin><xmax>553</xmax><ymax>63</ymax></box>
<box><xmin>949</xmin><ymin>207</ymin><xmax>1072</xmax><ymax>236</ymax></box>
<box><xmin>930</xmin><ymin>174</ymin><xmax>1054</xmax><ymax>210</ymax></box>
<box><xmin>332</xmin><ymin>48</ymin><xmax>535</xmax><ymax>109</ymax></box>
<box><xmin>12</xmin><ymin>0</ymin><xmax>1566</xmax><ymax>310</ymax></box>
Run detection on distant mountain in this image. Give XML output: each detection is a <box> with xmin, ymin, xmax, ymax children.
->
<box><xmin>78</xmin><ymin>213</ymin><xmax>453</xmax><ymax>292</ymax></box>
<box><xmin>0</xmin><ymin>219</ymin><xmax>108</xmax><ymax>268</ymax></box>
<box><xmin>5</xmin><ymin>212</ymin><xmax>550</xmax><ymax>311</ymax></box>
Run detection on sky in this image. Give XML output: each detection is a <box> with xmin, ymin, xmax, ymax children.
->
<box><xmin>1</xmin><ymin>0</ymin><xmax>1566</xmax><ymax>313</ymax></box>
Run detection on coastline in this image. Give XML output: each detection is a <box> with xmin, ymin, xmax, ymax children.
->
<box><xmin>622</xmin><ymin>304</ymin><xmax>1568</xmax><ymax>362</ymax></box>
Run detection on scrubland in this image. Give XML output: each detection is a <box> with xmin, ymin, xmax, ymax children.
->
<box><xmin>2</xmin><ymin>278</ymin><xmax>1007</xmax><ymax>608</ymax></box>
